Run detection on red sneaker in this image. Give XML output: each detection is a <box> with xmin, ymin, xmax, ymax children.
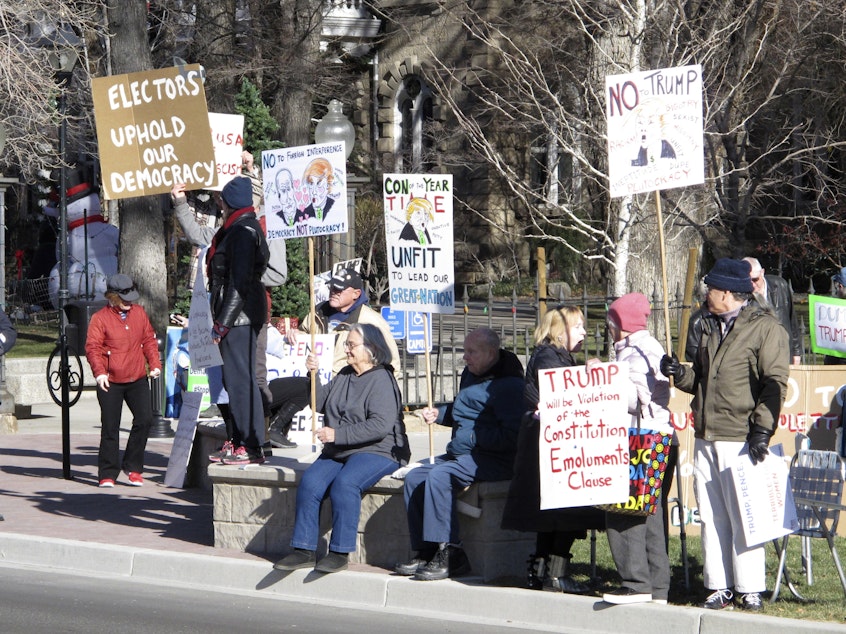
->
<box><xmin>126</xmin><ymin>472</ymin><xmax>144</xmax><ymax>487</ymax></box>
<box><xmin>98</xmin><ymin>479</ymin><xmax>115</xmax><ymax>488</ymax></box>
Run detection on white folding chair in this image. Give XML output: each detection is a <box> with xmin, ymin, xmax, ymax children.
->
<box><xmin>771</xmin><ymin>450</ymin><xmax>846</xmax><ymax>603</ymax></box>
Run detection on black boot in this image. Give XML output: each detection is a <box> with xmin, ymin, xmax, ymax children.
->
<box><xmin>268</xmin><ymin>401</ymin><xmax>300</xmax><ymax>448</ymax></box>
<box><xmin>527</xmin><ymin>554</ymin><xmax>546</xmax><ymax>590</ymax></box>
<box><xmin>395</xmin><ymin>545</ymin><xmax>437</xmax><ymax>576</ymax></box>
<box><xmin>413</xmin><ymin>543</ymin><xmax>471</xmax><ymax>581</ymax></box>
<box><xmin>542</xmin><ymin>554</ymin><xmax>590</xmax><ymax>594</ymax></box>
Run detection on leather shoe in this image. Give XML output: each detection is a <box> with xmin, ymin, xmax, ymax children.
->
<box><xmin>395</xmin><ymin>547</ymin><xmax>436</xmax><ymax>576</ymax></box>
<box><xmin>414</xmin><ymin>545</ymin><xmax>471</xmax><ymax>581</ymax></box>
<box><xmin>315</xmin><ymin>551</ymin><xmax>349</xmax><ymax>574</ymax></box>
<box><xmin>273</xmin><ymin>548</ymin><xmax>315</xmax><ymax>571</ymax></box>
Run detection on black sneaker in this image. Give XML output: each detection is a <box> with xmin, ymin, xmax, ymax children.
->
<box><xmin>396</xmin><ymin>547</ymin><xmax>437</xmax><ymax>576</ymax></box>
<box><xmin>315</xmin><ymin>551</ymin><xmax>349</xmax><ymax>574</ymax></box>
<box><xmin>602</xmin><ymin>587</ymin><xmax>652</xmax><ymax>604</ymax></box>
<box><xmin>221</xmin><ymin>446</ymin><xmax>265</xmax><ymax>465</ymax></box>
<box><xmin>208</xmin><ymin>440</ymin><xmax>234</xmax><ymax>463</ymax></box>
<box><xmin>737</xmin><ymin>592</ymin><xmax>763</xmax><ymax>611</ymax></box>
<box><xmin>413</xmin><ymin>545</ymin><xmax>471</xmax><ymax>581</ymax></box>
<box><xmin>274</xmin><ymin>548</ymin><xmax>316</xmax><ymax>571</ymax></box>
<box><xmin>702</xmin><ymin>588</ymin><xmax>734</xmax><ymax>610</ymax></box>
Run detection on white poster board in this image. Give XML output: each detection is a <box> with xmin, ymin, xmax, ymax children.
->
<box><xmin>383</xmin><ymin>174</ymin><xmax>455</xmax><ymax>314</ymax></box>
<box><xmin>728</xmin><ymin>445</ymin><xmax>799</xmax><ymax>547</ymax></box>
<box><xmin>208</xmin><ymin>112</ymin><xmax>244</xmax><ymax>190</ymax></box>
<box><xmin>312</xmin><ymin>258</ymin><xmax>362</xmax><ymax>306</ymax></box>
<box><xmin>605</xmin><ymin>64</ymin><xmax>704</xmax><ymax>198</ymax></box>
<box><xmin>267</xmin><ymin>334</ymin><xmax>335</xmax><ymax>386</ymax></box>
<box><xmin>538</xmin><ymin>362</ymin><xmax>630</xmax><ymax>509</ymax></box>
<box><xmin>164</xmin><ymin>391</ymin><xmax>203</xmax><ymax>488</ymax></box>
<box><xmin>261</xmin><ymin>143</ymin><xmax>349</xmax><ymax>240</ymax></box>
<box><xmin>809</xmin><ymin>294</ymin><xmax>846</xmax><ymax>359</ymax></box>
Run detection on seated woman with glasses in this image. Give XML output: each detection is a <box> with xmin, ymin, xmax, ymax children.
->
<box><xmin>274</xmin><ymin>323</ymin><xmax>410</xmax><ymax>574</ymax></box>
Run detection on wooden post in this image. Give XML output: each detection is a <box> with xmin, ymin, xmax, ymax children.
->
<box><xmin>538</xmin><ymin>247</ymin><xmax>547</xmax><ymax>320</ymax></box>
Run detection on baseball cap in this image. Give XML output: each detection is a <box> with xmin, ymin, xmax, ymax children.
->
<box><xmin>329</xmin><ymin>268</ymin><xmax>362</xmax><ymax>291</ymax></box>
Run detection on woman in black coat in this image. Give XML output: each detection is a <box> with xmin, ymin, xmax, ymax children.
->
<box><xmin>501</xmin><ymin>306</ymin><xmax>605</xmax><ymax>593</ymax></box>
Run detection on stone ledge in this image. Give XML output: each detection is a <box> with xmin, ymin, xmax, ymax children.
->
<box><xmin>207</xmin><ymin>457</ymin><xmax>532</xmax><ymax>581</ymax></box>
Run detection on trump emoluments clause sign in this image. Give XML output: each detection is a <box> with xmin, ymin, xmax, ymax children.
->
<box><xmin>538</xmin><ymin>362</ymin><xmax>630</xmax><ymax>510</ymax></box>
<box><xmin>383</xmin><ymin>174</ymin><xmax>455</xmax><ymax>314</ymax></box>
<box><xmin>92</xmin><ymin>64</ymin><xmax>215</xmax><ymax>200</ymax></box>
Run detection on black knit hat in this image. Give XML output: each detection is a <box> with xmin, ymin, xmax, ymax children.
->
<box><xmin>221</xmin><ymin>176</ymin><xmax>253</xmax><ymax>210</ymax></box>
<box><xmin>704</xmin><ymin>258</ymin><xmax>753</xmax><ymax>293</ymax></box>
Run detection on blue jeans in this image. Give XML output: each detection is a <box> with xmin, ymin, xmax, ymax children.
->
<box><xmin>404</xmin><ymin>453</ymin><xmax>479</xmax><ymax>548</ymax></box>
<box><xmin>291</xmin><ymin>453</ymin><xmax>398</xmax><ymax>553</ymax></box>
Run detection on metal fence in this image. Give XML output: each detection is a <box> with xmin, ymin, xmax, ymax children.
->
<box><xmin>394</xmin><ymin>286</ymin><xmax>820</xmax><ymax>408</ymax></box>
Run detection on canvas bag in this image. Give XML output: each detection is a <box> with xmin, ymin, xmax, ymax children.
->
<box><xmin>596</xmin><ymin>411</ymin><xmax>673</xmax><ymax>516</ymax></box>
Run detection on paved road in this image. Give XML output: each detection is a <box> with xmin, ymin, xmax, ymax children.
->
<box><xmin>0</xmin><ymin>564</ymin><xmax>550</xmax><ymax>634</ymax></box>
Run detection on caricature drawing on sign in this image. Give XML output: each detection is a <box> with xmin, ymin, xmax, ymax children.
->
<box><xmin>302</xmin><ymin>158</ymin><xmax>335</xmax><ymax>222</ymax></box>
<box><xmin>273</xmin><ymin>168</ymin><xmax>300</xmax><ymax>226</ymax></box>
<box><xmin>399</xmin><ymin>197</ymin><xmax>434</xmax><ymax>245</ymax></box>
<box><xmin>630</xmin><ymin>99</ymin><xmax>677</xmax><ymax>167</ymax></box>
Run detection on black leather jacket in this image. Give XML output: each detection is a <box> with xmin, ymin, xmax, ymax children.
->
<box><xmin>208</xmin><ymin>212</ymin><xmax>269</xmax><ymax>329</ymax></box>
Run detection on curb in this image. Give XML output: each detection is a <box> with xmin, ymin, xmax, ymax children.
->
<box><xmin>0</xmin><ymin>533</ymin><xmax>841</xmax><ymax>633</ymax></box>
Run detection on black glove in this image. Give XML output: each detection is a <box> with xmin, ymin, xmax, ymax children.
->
<box><xmin>747</xmin><ymin>424</ymin><xmax>773</xmax><ymax>464</ymax></box>
<box><xmin>659</xmin><ymin>353</ymin><xmax>682</xmax><ymax>379</ymax></box>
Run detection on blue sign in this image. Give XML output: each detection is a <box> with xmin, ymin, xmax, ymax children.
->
<box><xmin>381</xmin><ymin>307</ymin><xmax>406</xmax><ymax>339</ymax></box>
<box><xmin>406</xmin><ymin>311</ymin><xmax>432</xmax><ymax>354</ymax></box>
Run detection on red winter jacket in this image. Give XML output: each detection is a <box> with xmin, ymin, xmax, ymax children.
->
<box><xmin>85</xmin><ymin>304</ymin><xmax>161</xmax><ymax>384</ymax></box>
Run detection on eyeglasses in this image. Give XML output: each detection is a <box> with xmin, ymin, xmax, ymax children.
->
<box><xmin>344</xmin><ymin>341</ymin><xmax>363</xmax><ymax>350</ymax></box>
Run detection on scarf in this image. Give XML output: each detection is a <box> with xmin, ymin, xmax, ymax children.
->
<box><xmin>205</xmin><ymin>206</ymin><xmax>255</xmax><ymax>277</ymax></box>
<box><xmin>68</xmin><ymin>215</ymin><xmax>106</xmax><ymax>231</ymax></box>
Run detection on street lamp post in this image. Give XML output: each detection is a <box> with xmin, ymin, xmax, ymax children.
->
<box><xmin>41</xmin><ymin>29</ymin><xmax>81</xmax><ymax>479</ymax></box>
<box><xmin>0</xmin><ymin>122</ymin><xmax>17</xmax><ymax>431</ymax></box>
<box><xmin>314</xmin><ymin>100</ymin><xmax>357</xmax><ymax>270</ymax></box>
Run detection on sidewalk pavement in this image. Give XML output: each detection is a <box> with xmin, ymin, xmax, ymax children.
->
<box><xmin>0</xmin><ymin>396</ymin><xmax>842</xmax><ymax>633</ymax></box>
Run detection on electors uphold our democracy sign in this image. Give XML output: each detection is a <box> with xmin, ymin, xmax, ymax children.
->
<box><xmin>538</xmin><ymin>362</ymin><xmax>630</xmax><ymax>510</ymax></box>
<box><xmin>92</xmin><ymin>64</ymin><xmax>216</xmax><ymax>200</ymax></box>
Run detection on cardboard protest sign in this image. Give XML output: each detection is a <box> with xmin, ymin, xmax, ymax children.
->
<box><xmin>91</xmin><ymin>65</ymin><xmax>215</xmax><ymax>199</ymax></box>
<box><xmin>383</xmin><ymin>174</ymin><xmax>455</xmax><ymax>314</ymax></box>
<box><xmin>728</xmin><ymin>444</ymin><xmax>798</xmax><ymax>547</ymax></box>
<box><xmin>605</xmin><ymin>65</ymin><xmax>704</xmax><ymax>198</ymax></box>
<box><xmin>187</xmin><ymin>247</ymin><xmax>222</xmax><ymax>371</ymax></box>
<box><xmin>538</xmin><ymin>362</ymin><xmax>630</xmax><ymax>510</ymax></box>
<box><xmin>809</xmin><ymin>294</ymin><xmax>846</xmax><ymax>359</ymax></box>
<box><xmin>261</xmin><ymin>143</ymin><xmax>348</xmax><ymax>240</ymax></box>
<box><xmin>164</xmin><ymin>391</ymin><xmax>202</xmax><ymax>488</ymax></box>
<box><xmin>208</xmin><ymin>113</ymin><xmax>244</xmax><ymax>190</ymax></box>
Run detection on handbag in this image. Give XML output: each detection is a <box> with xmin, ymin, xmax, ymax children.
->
<box><xmin>596</xmin><ymin>412</ymin><xmax>672</xmax><ymax>516</ymax></box>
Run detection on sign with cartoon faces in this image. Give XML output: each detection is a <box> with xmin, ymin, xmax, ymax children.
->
<box><xmin>261</xmin><ymin>143</ymin><xmax>349</xmax><ymax>240</ymax></box>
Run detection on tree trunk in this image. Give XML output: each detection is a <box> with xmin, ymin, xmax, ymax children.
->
<box><xmin>106</xmin><ymin>0</ymin><xmax>169</xmax><ymax>335</ymax></box>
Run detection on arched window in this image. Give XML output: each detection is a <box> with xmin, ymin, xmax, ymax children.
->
<box><xmin>395</xmin><ymin>76</ymin><xmax>434</xmax><ymax>173</ymax></box>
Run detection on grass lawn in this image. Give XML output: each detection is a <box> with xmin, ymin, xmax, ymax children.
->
<box><xmin>557</xmin><ymin>531</ymin><xmax>846</xmax><ymax>623</ymax></box>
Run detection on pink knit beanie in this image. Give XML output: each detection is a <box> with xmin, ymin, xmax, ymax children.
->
<box><xmin>608</xmin><ymin>293</ymin><xmax>651</xmax><ymax>332</ymax></box>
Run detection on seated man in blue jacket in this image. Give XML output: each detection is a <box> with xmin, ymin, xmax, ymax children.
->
<box><xmin>396</xmin><ymin>327</ymin><xmax>525</xmax><ymax>581</ymax></box>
